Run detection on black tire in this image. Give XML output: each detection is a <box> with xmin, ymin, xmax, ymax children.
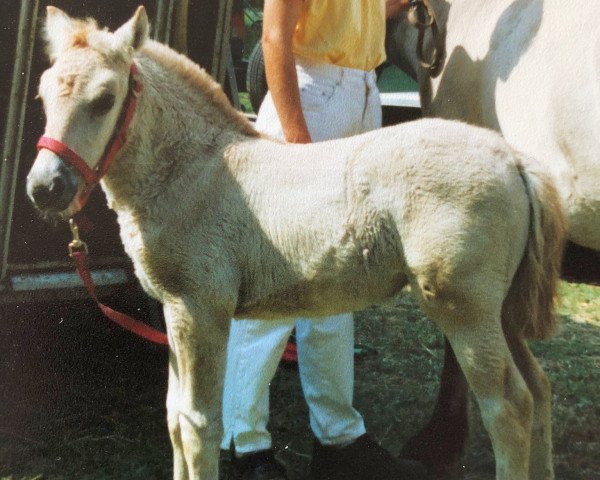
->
<box><xmin>246</xmin><ymin>41</ymin><xmax>268</xmax><ymax>113</ymax></box>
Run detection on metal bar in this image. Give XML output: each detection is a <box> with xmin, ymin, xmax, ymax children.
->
<box><xmin>226</xmin><ymin>46</ymin><xmax>241</xmax><ymax>110</ymax></box>
<box><xmin>152</xmin><ymin>0</ymin><xmax>170</xmax><ymax>42</ymax></box>
<box><xmin>8</xmin><ymin>256</ymin><xmax>130</xmax><ymax>273</ymax></box>
<box><xmin>0</xmin><ymin>0</ymin><xmax>40</xmax><ymax>287</ymax></box>
<box><xmin>170</xmin><ymin>0</ymin><xmax>189</xmax><ymax>53</ymax></box>
<box><xmin>153</xmin><ymin>0</ymin><xmax>175</xmax><ymax>45</ymax></box>
<box><xmin>0</xmin><ymin>282</ymin><xmax>144</xmax><ymax>305</ymax></box>
<box><xmin>10</xmin><ymin>268</ymin><xmax>128</xmax><ymax>292</ymax></box>
<box><xmin>211</xmin><ymin>0</ymin><xmax>234</xmax><ymax>83</ymax></box>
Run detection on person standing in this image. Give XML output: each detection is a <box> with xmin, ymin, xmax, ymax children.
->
<box><xmin>222</xmin><ymin>1</ymin><xmax>421</xmax><ymax>479</ymax></box>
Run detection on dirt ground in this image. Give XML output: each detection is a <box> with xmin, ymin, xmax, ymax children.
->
<box><xmin>1</xmin><ymin>286</ymin><xmax>599</xmax><ymax>480</ymax></box>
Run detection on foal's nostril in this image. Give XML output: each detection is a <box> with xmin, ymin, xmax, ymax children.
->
<box><xmin>30</xmin><ymin>177</ymin><xmax>68</xmax><ymax>210</ymax></box>
<box><xmin>49</xmin><ymin>176</ymin><xmax>65</xmax><ymax>198</ymax></box>
<box><xmin>31</xmin><ymin>183</ymin><xmax>54</xmax><ymax>209</ymax></box>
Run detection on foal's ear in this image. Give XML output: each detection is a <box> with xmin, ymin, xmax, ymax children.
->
<box><xmin>44</xmin><ymin>6</ymin><xmax>80</xmax><ymax>62</ymax></box>
<box><xmin>113</xmin><ymin>6</ymin><xmax>149</xmax><ymax>52</ymax></box>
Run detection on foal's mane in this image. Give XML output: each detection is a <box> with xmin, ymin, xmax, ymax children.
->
<box><xmin>141</xmin><ymin>40</ymin><xmax>258</xmax><ymax>137</ymax></box>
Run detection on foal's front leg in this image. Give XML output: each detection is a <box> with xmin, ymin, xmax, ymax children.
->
<box><xmin>164</xmin><ymin>298</ymin><xmax>230</xmax><ymax>480</ymax></box>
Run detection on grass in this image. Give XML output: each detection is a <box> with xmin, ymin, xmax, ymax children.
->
<box><xmin>1</xmin><ymin>281</ymin><xmax>599</xmax><ymax>479</ymax></box>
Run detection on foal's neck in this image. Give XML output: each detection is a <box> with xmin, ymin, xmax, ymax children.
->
<box><xmin>101</xmin><ymin>40</ymin><xmax>258</xmax><ymax>217</ymax></box>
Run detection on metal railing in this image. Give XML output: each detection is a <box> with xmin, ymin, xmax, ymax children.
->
<box><xmin>0</xmin><ymin>0</ymin><xmax>40</xmax><ymax>287</ymax></box>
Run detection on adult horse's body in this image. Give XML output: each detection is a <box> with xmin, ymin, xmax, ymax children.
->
<box><xmin>388</xmin><ymin>0</ymin><xmax>600</xmax><ymax>476</ymax></box>
<box><xmin>27</xmin><ymin>7</ymin><xmax>565</xmax><ymax>480</ymax></box>
<box><xmin>391</xmin><ymin>0</ymin><xmax>600</xmax><ymax>250</ymax></box>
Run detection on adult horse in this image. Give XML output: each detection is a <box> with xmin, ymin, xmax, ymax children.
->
<box><xmin>27</xmin><ymin>7</ymin><xmax>565</xmax><ymax>480</ymax></box>
<box><xmin>387</xmin><ymin>0</ymin><xmax>600</xmax><ymax>477</ymax></box>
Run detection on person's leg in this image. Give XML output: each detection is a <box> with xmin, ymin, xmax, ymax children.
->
<box><xmin>228</xmin><ymin>64</ymin><xmax>365</xmax><ymax>449</ymax></box>
<box><xmin>222</xmin><ymin>61</ymin><xmax>293</xmax><ymax>458</ymax></box>
<box><xmin>295</xmin><ymin>315</ymin><xmax>366</xmax><ymax>445</ymax></box>
<box><xmin>280</xmin><ymin>63</ymin><xmax>368</xmax><ymax>446</ymax></box>
<box><xmin>221</xmin><ymin>83</ymin><xmax>296</xmax><ymax>480</ymax></box>
<box><xmin>295</xmin><ymin>61</ymin><xmax>366</xmax><ymax>141</ymax></box>
<box><xmin>291</xmin><ymin>64</ymin><xmax>382</xmax><ymax>447</ymax></box>
<box><xmin>293</xmin><ymin>66</ymin><xmax>429</xmax><ymax>479</ymax></box>
<box><xmin>222</xmin><ymin>61</ymin><xmax>404</xmax><ymax>479</ymax></box>
<box><xmin>361</xmin><ymin>70</ymin><xmax>383</xmax><ymax>133</ymax></box>
<box><xmin>221</xmin><ymin>318</ymin><xmax>296</xmax><ymax>455</ymax></box>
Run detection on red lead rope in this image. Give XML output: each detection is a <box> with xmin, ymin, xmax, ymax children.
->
<box><xmin>69</xmin><ymin>220</ymin><xmax>168</xmax><ymax>345</ymax></box>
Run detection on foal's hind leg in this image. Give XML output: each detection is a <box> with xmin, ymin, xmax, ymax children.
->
<box><xmin>432</xmin><ymin>305</ymin><xmax>533</xmax><ymax>480</ymax></box>
<box><xmin>506</xmin><ymin>335</ymin><xmax>554</xmax><ymax>479</ymax></box>
<box><xmin>164</xmin><ymin>299</ymin><xmax>230</xmax><ymax>480</ymax></box>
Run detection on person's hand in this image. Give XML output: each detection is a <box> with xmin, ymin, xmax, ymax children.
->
<box><xmin>285</xmin><ymin>126</ymin><xmax>312</xmax><ymax>144</ymax></box>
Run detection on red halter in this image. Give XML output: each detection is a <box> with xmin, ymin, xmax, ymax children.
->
<box><xmin>36</xmin><ymin>63</ymin><xmax>143</xmax><ymax>209</ymax></box>
<box><xmin>35</xmin><ymin>63</ymin><xmax>168</xmax><ymax>346</ymax></box>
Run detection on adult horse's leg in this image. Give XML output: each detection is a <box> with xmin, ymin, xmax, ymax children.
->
<box><xmin>400</xmin><ymin>339</ymin><xmax>469</xmax><ymax>479</ymax></box>
<box><xmin>506</xmin><ymin>335</ymin><xmax>554</xmax><ymax>479</ymax></box>
<box><xmin>164</xmin><ymin>298</ymin><xmax>230</xmax><ymax>480</ymax></box>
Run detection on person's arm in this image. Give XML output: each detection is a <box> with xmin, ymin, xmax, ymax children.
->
<box><xmin>386</xmin><ymin>0</ymin><xmax>411</xmax><ymax>18</ymax></box>
<box><xmin>261</xmin><ymin>0</ymin><xmax>311</xmax><ymax>144</ymax></box>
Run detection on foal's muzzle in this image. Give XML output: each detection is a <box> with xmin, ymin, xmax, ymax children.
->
<box><xmin>27</xmin><ymin>153</ymin><xmax>79</xmax><ymax>213</ymax></box>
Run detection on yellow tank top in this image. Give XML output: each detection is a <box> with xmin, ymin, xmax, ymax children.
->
<box><xmin>293</xmin><ymin>0</ymin><xmax>386</xmax><ymax>71</ymax></box>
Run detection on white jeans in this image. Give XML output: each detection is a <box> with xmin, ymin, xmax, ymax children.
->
<box><xmin>222</xmin><ymin>59</ymin><xmax>382</xmax><ymax>455</ymax></box>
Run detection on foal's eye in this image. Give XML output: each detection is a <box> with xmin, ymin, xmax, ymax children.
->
<box><xmin>90</xmin><ymin>93</ymin><xmax>116</xmax><ymax>116</ymax></box>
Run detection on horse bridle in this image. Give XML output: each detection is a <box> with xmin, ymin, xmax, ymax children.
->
<box><xmin>36</xmin><ymin>63</ymin><xmax>143</xmax><ymax>209</ymax></box>
<box><xmin>408</xmin><ymin>0</ymin><xmax>444</xmax><ymax>78</ymax></box>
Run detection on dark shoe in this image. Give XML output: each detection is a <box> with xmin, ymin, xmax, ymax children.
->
<box><xmin>233</xmin><ymin>449</ymin><xmax>288</xmax><ymax>480</ymax></box>
<box><xmin>310</xmin><ymin>434</ymin><xmax>431</xmax><ymax>480</ymax></box>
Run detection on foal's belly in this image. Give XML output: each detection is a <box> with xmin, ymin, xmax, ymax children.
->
<box><xmin>234</xmin><ymin>270</ymin><xmax>408</xmax><ymax>320</ymax></box>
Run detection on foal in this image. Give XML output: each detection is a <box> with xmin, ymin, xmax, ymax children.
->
<box><xmin>27</xmin><ymin>7</ymin><xmax>565</xmax><ymax>480</ymax></box>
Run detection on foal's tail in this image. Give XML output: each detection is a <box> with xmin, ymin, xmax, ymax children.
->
<box><xmin>503</xmin><ymin>157</ymin><xmax>567</xmax><ymax>340</ymax></box>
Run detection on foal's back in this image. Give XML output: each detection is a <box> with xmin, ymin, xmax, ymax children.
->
<box><xmin>232</xmin><ymin>119</ymin><xmax>531</xmax><ymax>320</ymax></box>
